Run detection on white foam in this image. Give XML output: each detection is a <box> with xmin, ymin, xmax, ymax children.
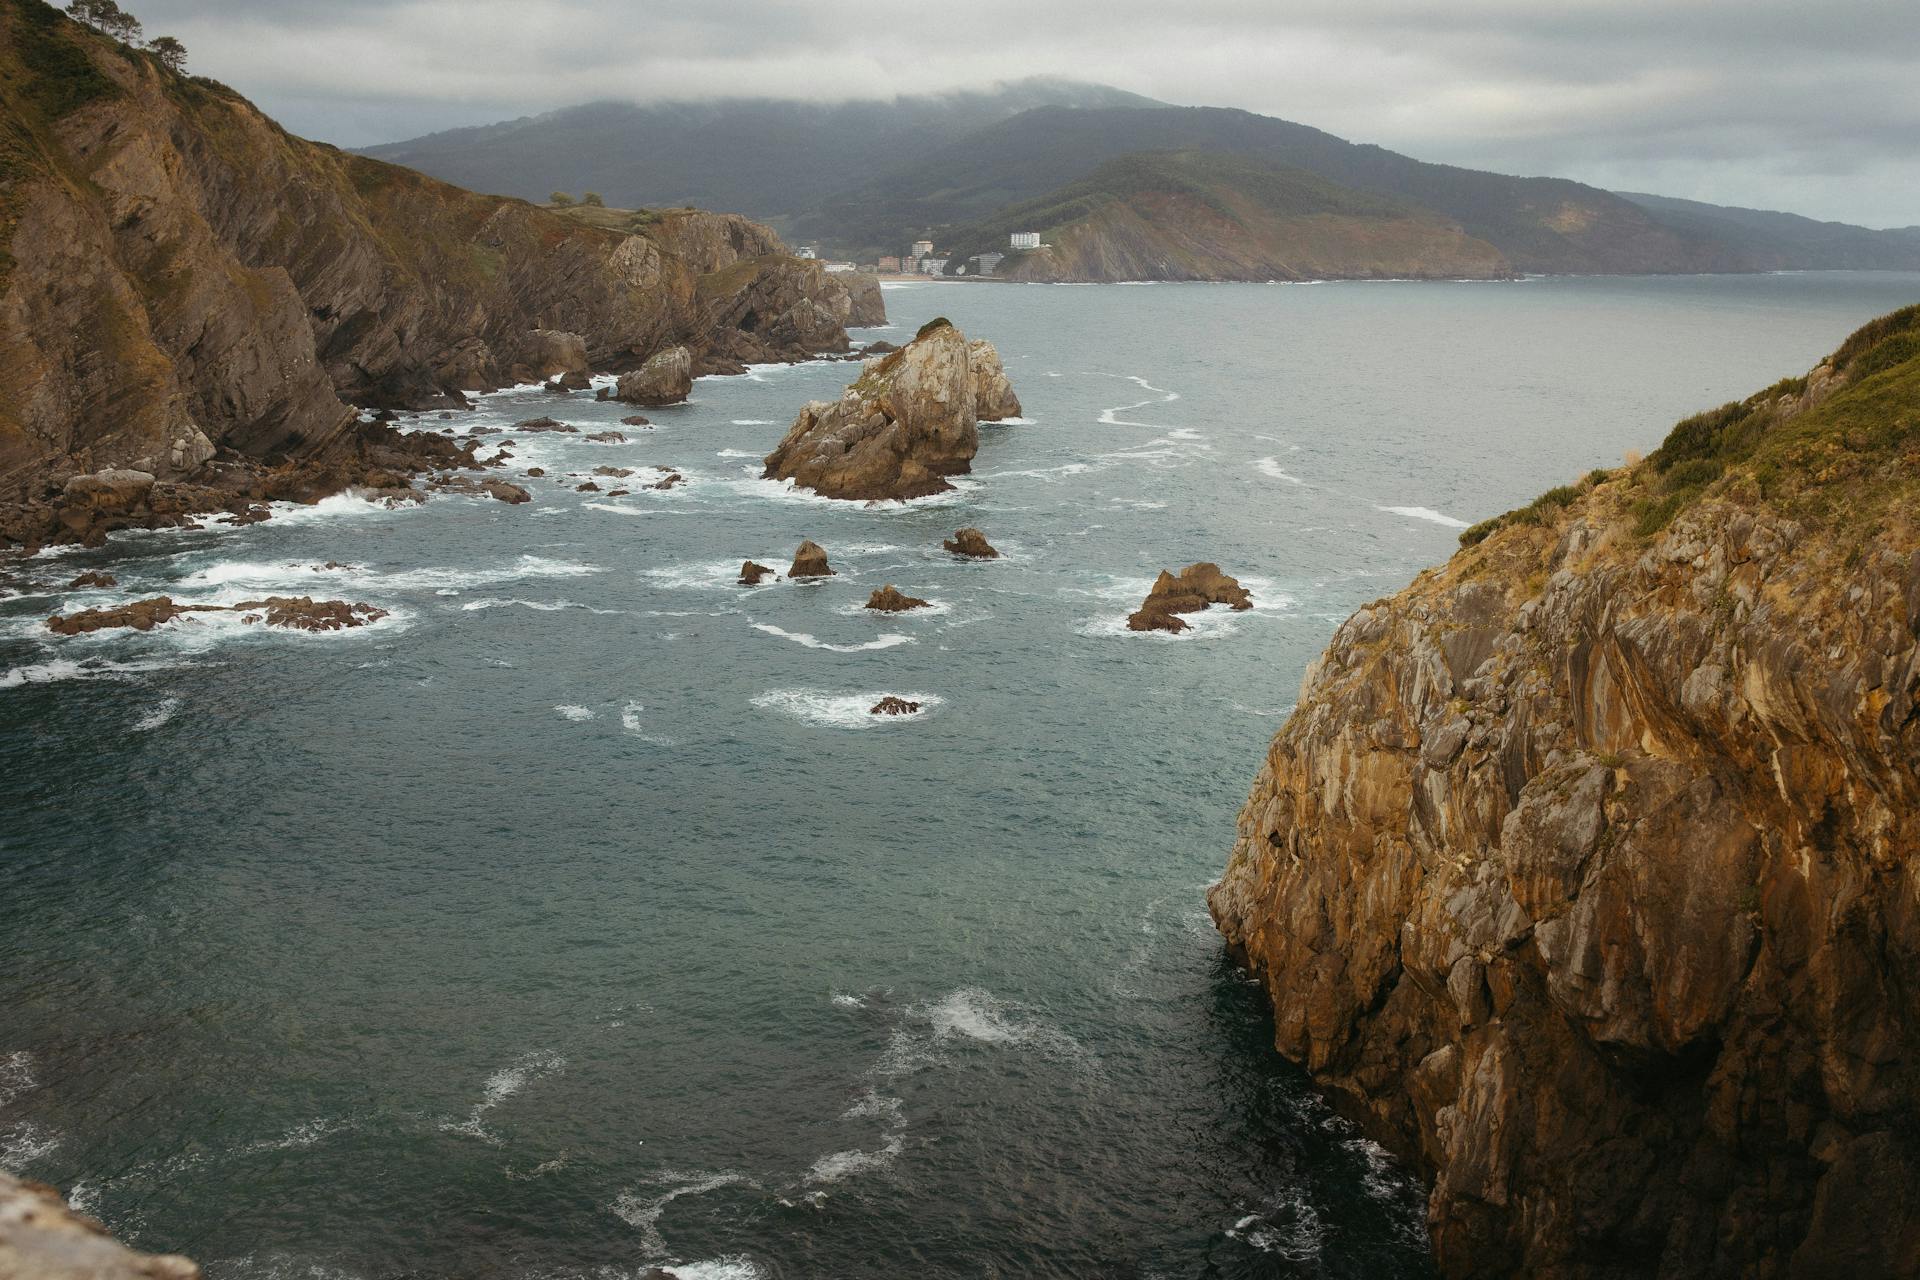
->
<box><xmin>133</xmin><ymin>697</ymin><xmax>182</xmax><ymax>730</ymax></box>
<box><xmin>750</xmin><ymin>689</ymin><xmax>942</xmax><ymax>728</ymax></box>
<box><xmin>1095</xmin><ymin>374</ymin><xmax>1181</xmax><ymax>427</ymax></box>
<box><xmin>441</xmin><ymin>1049</ymin><xmax>565</xmax><ymax>1143</ymax></box>
<box><xmin>619</xmin><ymin>699</ymin><xmax>674</xmax><ymax>746</ymax></box>
<box><xmin>1254</xmin><ymin>457</ymin><xmax>1306</xmax><ymax>485</ymax></box>
<box><xmin>715</xmin><ymin>449</ymin><xmax>760</xmax><ymax>458</ymax></box>
<box><xmin>804</xmin><ymin>1133</ymin><xmax>903</xmax><ymax>1185</ymax></box>
<box><xmin>723</xmin><ymin>475</ymin><xmax>976</xmax><ymax>510</ymax></box>
<box><xmin>728</xmin><ymin>419</ymin><xmax>776</xmax><ymax>426</ymax></box>
<box><xmin>643</xmin><ymin>560</ymin><xmax>757</xmax><ymax>591</ymax></box>
<box><xmin>660</xmin><ymin>1260</ymin><xmax>767</xmax><ymax>1280</ymax></box>
<box><xmin>179</xmin><ymin>554</ymin><xmax>597</xmax><ymax>596</ymax></box>
<box><xmin>241</xmin><ymin>1117</ymin><xmax>351</xmax><ymax>1154</ymax></box>
<box><xmin>460</xmin><ymin>598</ymin><xmax>625</xmax><ymax>615</ymax></box>
<box><xmin>986</xmin><ymin>415</ymin><xmax>1035</xmax><ymax>425</ymax></box>
<box><xmin>554</xmin><ymin>705</ymin><xmax>594</xmax><ymax>722</ymax></box>
<box><xmin>0</xmin><ymin>1051</ymin><xmax>36</xmax><ymax>1108</ymax></box>
<box><xmin>612</xmin><ymin>1170</ymin><xmax>755</xmax><ymax>1255</ymax></box>
<box><xmin>749</xmin><ymin>623</ymin><xmax>914</xmax><ymax>653</ymax></box>
<box><xmin>1225</xmin><ymin>1190</ymin><xmax>1326</xmax><ymax>1262</ymax></box>
<box><xmin>0</xmin><ymin>657</ymin><xmax>187</xmax><ymax>688</ymax></box>
<box><xmin>0</xmin><ymin>1121</ymin><xmax>61</xmax><ymax>1170</ymax></box>
<box><xmin>1377</xmin><ymin>505</ymin><xmax>1469</xmax><ymax>528</ymax></box>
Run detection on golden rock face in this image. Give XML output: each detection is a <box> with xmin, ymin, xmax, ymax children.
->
<box><xmin>1210</xmin><ymin>351</ymin><xmax>1920</xmax><ymax>1276</ymax></box>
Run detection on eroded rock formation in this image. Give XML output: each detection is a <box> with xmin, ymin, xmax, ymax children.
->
<box><xmin>866</xmin><ymin>585</ymin><xmax>931</xmax><ymax>613</ymax></box>
<box><xmin>739</xmin><ymin>561</ymin><xmax>774</xmax><ymax>586</ymax></box>
<box><xmin>1126</xmin><ymin>563</ymin><xmax>1252</xmax><ymax>633</ymax></box>
<box><xmin>870</xmin><ymin>696</ymin><xmax>921</xmax><ymax>716</ymax></box>
<box><xmin>1208</xmin><ymin>307</ymin><xmax>1920</xmax><ymax>1278</ymax></box>
<box><xmin>761</xmin><ymin>319</ymin><xmax>1019</xmax><ymax>501</ymax></box>
<box><xmin>0</xmin><ymin>2</ymin><xmax>879</xmax><ymax>545</ymax></box>
<box><xmin>789</xmin><ymin>540</ymin><xmax>834</xmax><ymax>579</ymax></box>
<box><xmin>613</xmin><ymin>346</ymin><xmax>693</xmax><ymax>406</ymax></box>
<box><xmin>943</xmin><ymin>528</ymin><xmax>1000</xmax><ymax>559</ymax></box>
<box><xmin>47</xmin><ymin>595</ymin><xmax>387</xmax><ymax>635</ymax></box>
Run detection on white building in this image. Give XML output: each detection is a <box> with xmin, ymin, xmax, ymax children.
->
<box><xmin>795</xmin><ymin>245</ymin><xmax>818</xmax><ymax>260</ymax></box>
<box><xmin>911</xmin><ymin>239</ymin><xmax>935</xmax><ymax>258</ymax></box>
<box><xmin>920</xmin><ymin>256</ymin><xmax>945</xmax><ymax>276</ymax></box>
<box><xmin>1009</xmin><ymin>231</ymin><xmax>1042</xmax><ymax>250</ymax></box>
<box><xmin>972</xmin><ymin>252</ymin><xmax>1005</xmax><ymax>276</ymax></box>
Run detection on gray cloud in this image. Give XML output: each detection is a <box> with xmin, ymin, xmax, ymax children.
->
<box><xmin>132</xmin><ymin>0</ymin><xmax>1920</xmax><ymax>226</ymax></box>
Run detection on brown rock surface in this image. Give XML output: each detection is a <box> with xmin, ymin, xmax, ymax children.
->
<box><xmin>512</xmin><ymin>417</ymin><xmax>576</xmax><ymax>433</ymax></box>
<box><xmin>866</xmin><ymin>585</ymin><xmax>931</xmax><ymax>613</ymax></box>
<box><xmin>760</xmin><ymin>319</ymin><xmax>1018</xmax><ymax>500</ymax></box>
<box><xmin>614</xmin><ymin>346</ymin><xmax>693</xmax><ymax>406</ymax></box>
<box><xmin>1126</xmin><ymin>563</ymin><xmax>1253</xmax><ymax>632</ymax></box>
<box><xmin>68</xmin><ymin>571</ymin><xmax>117</xmax><ymax>588</ymax></box>
<box><xmin>943</xmin><ymin>528</ymin><xmax>999</xmax><ymax>559</ymax></box>
<box><xmin>869</xmin><ymin>696</ymin><xmax>922</xmax><ymax>716</ymax></box>
<box><xmin>1208</xmin><ymin>313</ymin><xmax>1920</xmax><ymax>1279</ymax></box>
<box><xmin>585</xmin><ymin>431</ymin><xmax>628</xmax><ymax>444</ymax></box>
<box><xmin>47</xmin><ymin>594</ymin><xmax>385</xmax><ymax>634</ymax></box>
<box><xmin>968</xmin><ymin>340</ymin><xmax>1023</xmax><ymax>421</ymax></box>
<box><xmin>789</xmin><ymin>539</ymin><xmax>834</xmax><ymax>578</ymax></box>
<box><xmin>0</xmin><ymin>1172</ymin><xmax>200</xmax><ymax>1280</ymax></box>
<box><xmin>738</xmin><ymin>560</ymin><xmax>774</xmax><ymax>586</ymax></box>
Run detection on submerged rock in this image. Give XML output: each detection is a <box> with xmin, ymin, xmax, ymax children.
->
<box><xmin>1126</xmin><ymin>563</ymin><xmax>1252</xmax><ymax>633</ymax></box>
<box><xmin>512</xmin><ymin>416</ymin><xmax>576</xmax><ymax>433</ymax></box>
<box><xmin>68</xmin><ymin>571</ymin><xmax>117</xmax><ymax>589</ymax></box>
<box><xmin>585</xmin><ymin>431</ymin><xmax>628</xmax><ymax>444</ymax></box>
<box><xmin>943</xmin><ymin>527</ymin><xmax>999</xmax><ymax>559</ymax></box>
<box><xmin>615</xmin><ymin>346</ymin><xmax>693</xmax><ymax>406</ymax></box>
<box><xmin>47</xmin><ymin>596</ymin><xmax>199</xmax><ymax>635</ymax></box>
<box><xmin>789</xmin><ymin>539</ymin><xmax>834</xmax><ymax>578</ymax></box>
<box><xmin>760</xmin><ymin>319</ymin><xmax>1020</xmax><ymax>500</ymax></box>
<box><xmin>866</xmin><ymin>586</ymin><xmax>931</xmax><ymax>613</ymax></box>
<box><xmin>739</xmin><ymin>560</ymin><xmax>775</xmax><ymax>586</ymax></box>
<box><xmin>869</xmin><ymin>696</ymin><xmax>921</xmax><ymax>716</ymax></box>
<box><xmin>620</xmin><ymin>416</ymin><xmax>652</xmax><ymax>427</ymax></box>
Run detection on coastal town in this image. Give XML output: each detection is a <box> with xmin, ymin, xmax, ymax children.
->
<box><xmin>797</xmin><ymin>232</ymin><xmax>1042</xmax><ymax>278</ymax></box>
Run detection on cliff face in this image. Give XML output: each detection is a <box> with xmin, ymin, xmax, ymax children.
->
<box><xmin>1210</xmin><ymin>306</ymin><xmax>1920</xmax><ymax>1278</ymax></box>
<box><xmin>0</xmin><ymin>1173</ymin><xmax>199</xmax><ymax>1279</ymax></box>
<box><xmin>0</xmin><ymin>0</ymin><xmax>877</xmax><ymax>501</ymax></box>
<box><xmin>965</xmin><ymin>152</ymin><xmax>1511</xmax><ymax>283</ymax></box>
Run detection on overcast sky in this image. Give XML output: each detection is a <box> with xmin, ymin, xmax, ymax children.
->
<box><xmin>131</xmin><ymin>0</ymin><xmax>1920</xmax><ymax>227</ymax></box>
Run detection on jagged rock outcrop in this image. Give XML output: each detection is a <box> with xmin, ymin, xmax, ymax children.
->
<box><xmin>1208</xmin><ymin>307</ymin><xmax>1920</xmax><ymax>1279</ymax></box>
<box><xmin>1126</xmin><ymin>562</ymin><xmax>1252</xmax><ymax>632</ymax></box>
<box><xmin>969</xmin><ymin>340</ymin><xmax>1022</xmax><ymax>420</ymax></box>
<box><xmin>943</xmin><ymin>527</ymin><xmax>999</xmax><ymax>558</ymax></box>
<box><xmin>47</xmin><ymin>594</ymin><xmax>387</xmax><ymax>634</ymax></box>
<box><xmin>613</xmin><ymin>346</ymin><xmax>692</xmax><ymax>406</ymax></box>
<box><xmin>0</xmin><ymin>0</ymin><xmax>878</xmax><ymax>536</ymax></box>
<box><xmin>866</xmin><ymin>585</ymin><xmax>930</xmax><ymax>612</ymax></box>
<box><xmin>761</xmin><ymin>319</ymin><xmax>1019</xmax><ymax>500</ymax></box>
<box><xmin>870</xmin><ymin>696</ymin><xmax>922</xmax><ymax>716</ymax></box>
<box><xmin>738</xmin><ymin>560</ymin><xmax>774</xmax><ymax>586</ymax></box>
<box><xmin>0</xmin><ymin>1173</ymin><xmax>200</xmax><ymax>1280</ymax></box>
<box><xmin>789</xmin><ymin>539</ymin><xmax>833</xmax><ymax>578</ymax></box>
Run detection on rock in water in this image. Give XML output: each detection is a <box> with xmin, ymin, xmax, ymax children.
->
<box><xmin>943</xmin><ymin>527</ymin><xmax>1000</xmax><ymax>559</ymax></box>
<box><xmin>47</xmin><ymin>597</ymin><xmax>198</xmax><ymax>635</ymax></box>
<box><xmin>513</xmin><ymin>417</ymin><xmax>576</xmax><ymax>433</ymax></box>
<box><xmin>969</xmin><ymin>339</ymin><xmax>1023</xmax><ymax>420</ymax></box>
<box><xmin>0</xmin><ymin>1172</ymin><xmax>201</xmax><ymax>1279</ymax></box>
<box><xmin>46</xmin><ymin>596</ymin><xmax>386</xmax><ymax>634</ymax></box>
<box><xmin>869</xmin><ymin>696</ymin><xmax>921</xmax><ymax>716</ymax></box>
<box><xmin>760</xmin><ymin>319</ymin><xmax>1020</xmax><ymax>500</ymax></box>
<box><xmin>1125</xmin><ymin>563</ymin><xmax>1253</xmax><ymax>632</ymax></box>
<box><xmin>789</xmin><ymin>540</ymin><xmax>834</xmax><ymax>578</ymax></box>
<box><xmin>866</xmin><ymin>586</ymin><xmax>931</xmax><ymax>613</ymax></box>
<box><xmin>738</xmin><ymin>561</ymin><xmax>775</xmax><ymax>586</ymax></box>
<box><xmin>615</xmin><ymin>346</ymin><xmax>693</xmax><ymax>406</ymax></box>
<box><xmin>1207</xmin><ymin>309</ymin><xmax>1920</xmax><ymax>1279</ymax></box>
<box><xmin>68</xmin><ymin>572</ymin><xmax>117</xmax><ymax>589</ymax></box>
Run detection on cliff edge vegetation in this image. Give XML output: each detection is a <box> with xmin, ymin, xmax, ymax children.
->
<box><xmin>1211</xmin><ymin>304</ymin><xmax>1920</xmax><ymax>1277</ymax></box>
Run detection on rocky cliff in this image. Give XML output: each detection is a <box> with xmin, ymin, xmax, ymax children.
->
<box><xmin>0</xmin><ymin>1173</ymin><xmax>199</xmax><ymax>1279</ymax></box>
<box><xmin>0</xmin><ymin>0</ymin><xmax>877</xmax><ymax>512</ymax></box>
<box><xmin>762</xmin><ymin>318</ymin><xmax>1017</xmax><ymax>500</ymax></box>
<box><xmin>953</xmin><ymin>151</ymin><xmax>1511</xmax><ymax>283</ymax></box>
<box><xmin>1210</xmin><ymin>305</ymin><xmax>1920</xmax><ymax>1278</ymax></box>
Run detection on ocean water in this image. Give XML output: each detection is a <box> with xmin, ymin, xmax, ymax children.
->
<box><xmin>3</xmin><ymin>272</ymin><xmax>1917</xmax><ymax>1279</ymax></box>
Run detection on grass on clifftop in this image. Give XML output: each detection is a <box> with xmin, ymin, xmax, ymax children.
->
<box><xmin>1461</xmin><ymin>303</ymin><xmax>1920</xmax><ymax>548</ymax></box>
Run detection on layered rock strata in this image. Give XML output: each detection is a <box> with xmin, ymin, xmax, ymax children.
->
<box><xmin>1209</xmin><ymin>307</ymin><xmax>1920</xmax><ymax>1278</ymax></box>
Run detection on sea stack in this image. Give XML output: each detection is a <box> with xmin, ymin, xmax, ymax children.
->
<box><xmin>1125</xmin><ymin>563</ymin><xmax>1253</xmax><ymax>633</ymax></box>
<box><xmin>866</xmin><ymin>586</ymin><xmax>931</xmax><ymax>613</ymax></box>
<box><xmin>789</xmin><ymin>540</ymin><xmax>834</xmax><ymax>578</ymax></box>
<box><xmin>943</xmin><ymin>527</ymin><xmax>1000</xmax><ymax>559</ymax></box>
<box><xmin>1207</xmin><ymin>309</ymin><xmax>1920</xmax><ymax>1278</ymax></box>
<box><xmin>761</xmin><ymin>318</ymin><xmax>1020</xmax><ymax>500</ymax></box>
<box><xmin>738</xmin><ymin>561</ymin><xmax>775</xmax><ymax>586</ymax></box>
<box><xmin>613</xmin><ymin>346</ymin><xmax>693</xmax><ymax>406</ymax></box>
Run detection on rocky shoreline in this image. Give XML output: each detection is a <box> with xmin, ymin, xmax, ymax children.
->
<box><xmin>1209</xmin><ymin>306</ymin><xmax>1920</xmax><ymax>1277</ymax></box>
